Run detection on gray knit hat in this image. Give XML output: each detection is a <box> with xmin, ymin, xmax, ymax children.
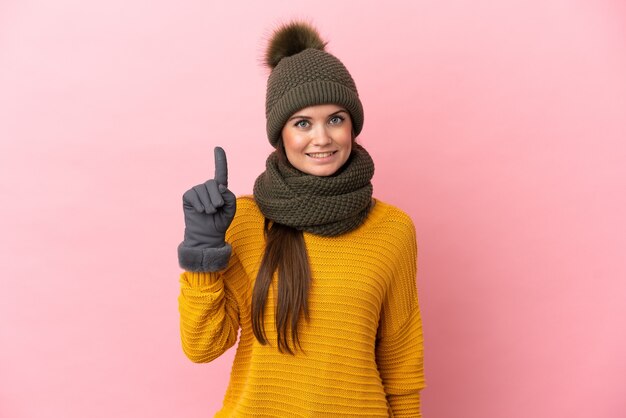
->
<box><xmin>264</xmin><ymin>21</ymin><xmax>364</xmax><ymax>148</ymax></box>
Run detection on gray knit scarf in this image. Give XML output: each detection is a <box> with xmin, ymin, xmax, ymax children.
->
<box><xmin>253</xmin><ymin>143</ymin><xmax>375</xmax><ymax>236</ymax></box>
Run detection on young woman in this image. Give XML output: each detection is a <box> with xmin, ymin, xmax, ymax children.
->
<box><xmin>177</xmin><ymin>21</ymin><xmax>425</xmax><ymax>417</ymax></box>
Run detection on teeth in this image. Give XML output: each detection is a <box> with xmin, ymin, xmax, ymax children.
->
<box><xmin>308</xmin><ymin>152</ymin><xmax>334</xmax><ymax>158</ymax></box>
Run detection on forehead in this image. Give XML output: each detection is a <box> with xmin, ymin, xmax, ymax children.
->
<box><xmin>291</xmin><ymin>104</ymin><xmax>347</xmax><ymax>117</ymax></box>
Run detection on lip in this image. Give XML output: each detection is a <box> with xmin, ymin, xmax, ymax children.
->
<box><xmin>306</xmin><ymin>151</ymin><xmax>337</xmax><ymax>162</ymax></box>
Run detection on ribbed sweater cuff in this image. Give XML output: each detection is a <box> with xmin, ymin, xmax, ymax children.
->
<box><xmin>177</xmin><ymin>242</ymin><xmax>232</xmax><ymax>272</ymax></box>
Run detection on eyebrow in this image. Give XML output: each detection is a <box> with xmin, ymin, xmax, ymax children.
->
<box><xmin>287</xmin><ymin>109</ymin><xmax>348</xmax><ymax>121</ymax></box>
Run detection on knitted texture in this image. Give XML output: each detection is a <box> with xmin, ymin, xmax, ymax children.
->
<box><xmin>178</xmin><ymin>197</ymin><xmax>425</xmax><ymax>417</ymax></box>
<box><xmin>252</xmin><ymin>143</ymin><xmax>374</xmax><ymax>236</ymax></box>
<box><xmin>265</xmin><ymin>47</ymin><xmax>364</xmax><ymax>147</ymax></box>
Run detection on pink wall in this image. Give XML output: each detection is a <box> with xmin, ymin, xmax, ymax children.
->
<box><xmin>1</xmin><ymin>1</ymin><xmax>625</xmax><ymax>417</ymax></box>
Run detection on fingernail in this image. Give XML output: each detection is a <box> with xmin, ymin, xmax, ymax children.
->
<box><xmin>218</xmin><ymin>184</ymin><xmax>226</xmax><ymax>193</ymax></box>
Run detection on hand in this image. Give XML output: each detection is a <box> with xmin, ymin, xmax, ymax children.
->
<box><xmin>181</xmin><ymin>147</ymin><xmax>237</xmax><ymax>249</ymax></box>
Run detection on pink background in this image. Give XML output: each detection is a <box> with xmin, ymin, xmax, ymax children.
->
<box><xmin>1</xmin><ymin>1</ymin><xmax>625</xmax><ymax>417</ymax></box>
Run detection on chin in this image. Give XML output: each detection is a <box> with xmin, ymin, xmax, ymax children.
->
<box><xmin>307</xmin><ymin>166</ymin><xmax>340</xmax><ymax>176</ymax></box>
<box><xmin>291</xmin><ymin>155</ymin><xmax>348</xmax><ymax>176</ymax></box>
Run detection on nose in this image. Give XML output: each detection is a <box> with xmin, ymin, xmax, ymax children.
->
<box><xmin>311</xmin><ymin>125</ymin><xmax>332</xmax><ymax>146</ymax></box>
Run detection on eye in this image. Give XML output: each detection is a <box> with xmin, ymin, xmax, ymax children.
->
<box><xmin>329</xmin><ymin>115</ymin><xmax>344</xmax><ymax>125</ymax></box>
<box><xmin>295</xmin><ymin>120</ymin><xmax>310</xmax><ymax>128</ymax></box>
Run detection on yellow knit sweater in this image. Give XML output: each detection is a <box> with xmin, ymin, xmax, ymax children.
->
<box><xmin>178</xmin><ymin>196</ymin><xmax>425</xmax><ymax>417</ymax></box>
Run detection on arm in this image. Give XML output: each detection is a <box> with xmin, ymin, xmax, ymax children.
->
<box><xmin>177</xmin><ymin>146</ymin><xmax>244</xmax><ymax>363</ymax></box>
<box><xmin>376</xmin><ymin>215</ymin><xmax>426</xmax><ymax>417</ymax></box>
<box><xmin>178</xmin><ymin>248</ymin><xmax>248</xmax><ymax>363</ymax></box>
<box><xmin>376</xmin><ymin>308</ymin><xmax>425</xmax><ymax>416</ymax></box>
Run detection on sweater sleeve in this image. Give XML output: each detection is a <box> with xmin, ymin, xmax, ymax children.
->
<box><xmin>375</xmin><ymin>214</ymin><xmax>425</xmax><ymax>417</ymax></box>
<box><xmin>178</xmin><ymin>246</ymin><xmax>249</xmax><ymax>363</ymax></box>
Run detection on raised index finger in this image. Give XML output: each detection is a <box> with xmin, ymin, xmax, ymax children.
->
<box><xmin>214</xmin><ymin>146</ymin><xmax>228</xmax><ymax>187</ymax></box>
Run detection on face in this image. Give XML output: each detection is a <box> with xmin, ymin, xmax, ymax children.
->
<box><xmin>281</xmin><ymin>104</ymin><xmax>353</xmax><ymax>177</ymax></box>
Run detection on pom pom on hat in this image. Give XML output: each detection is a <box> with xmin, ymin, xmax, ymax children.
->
<box><xmin>265</xmin><ymin>21</ymin><xmax>328</xmax><ymax>69</ymax></box>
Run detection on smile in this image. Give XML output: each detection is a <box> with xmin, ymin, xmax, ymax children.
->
<box><xmin>306</xmin><ymin>151</ymin><xmax>336</xmax><ymax>159</ymax></box>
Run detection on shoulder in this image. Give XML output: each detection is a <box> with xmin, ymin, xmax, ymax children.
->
<box><xmin>369</xmin><ymin>198</ymin><xmax>416</xmax><ymax>239</ymax></box>
<box><xmin>231</xmin><ymin>195</ymin><xmax>264</xmax><ymax>222</ymax></box>
<box><xmin>235</xmin><ymin>194</ymin><xmax>259</xmax><ymax>210</ymax></box>
<box><xmin>225</xmin><ymin>195</ymin><xmax>264</xmax><ymax>230</ymax></box>
<box><xmin>363</xmin><ymin>198</ymin><xmax>418</xmax><ymax>257</ymax></box>
<box><xmin>232</xmin><ymin>195</ymin><xmax>259</xmax><ymax>212</ymax></box>
<box><xmin>224</xmin><ymin>195</ymin><xmax>264</xmax><ymax>241</ymax></box>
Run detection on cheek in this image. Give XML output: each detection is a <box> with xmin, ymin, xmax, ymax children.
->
<box><xmin>281</xmin><ymin>129</ymin><xmax>295</xmax><ymax>153</ymax></box>
<box><xmin>283</xmin><ymin>131</ymin><xmax>307</xmax><ymax>153</ymax></box>
<box><xmin>339</xmin><ymin>128</ymin><xmax>353</xmax><ymax>148</ymax></box>
<box><xmin>281</xmin><ymin>133</ymin><xmax>307</xmax><ymax>164</ymax></box>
